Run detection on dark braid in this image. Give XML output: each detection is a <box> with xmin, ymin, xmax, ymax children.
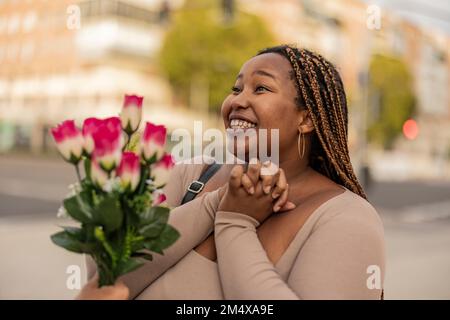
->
<box><xmin>257</xmin><ymin>45</ymin><xmax>367</xmax><ymax>200</ymax></box>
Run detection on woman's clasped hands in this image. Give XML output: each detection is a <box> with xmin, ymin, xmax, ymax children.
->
<box><xmin>218</xmin><ymin>159</ymin><xmax>296</xmax><ymax>224</ymax></box>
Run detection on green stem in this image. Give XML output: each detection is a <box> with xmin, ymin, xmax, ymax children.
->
<box><xmin>75</xmin><ymin>164</ymin><xmax>82</xmax><ymax>183</ymax></box>
<box><xmin>137</xmin><ymin>165</ymin><xmax>149</xmax><ymax>195</ymax></box>
<box><xmin>122</xmin><ymin>132</ymin><xmax>132</xmax><ymax>152</ymax></box>
<box><xmin>83</xmin><ymin>158</ymin><xmax>92</xmax><ymax>182</ymax></box>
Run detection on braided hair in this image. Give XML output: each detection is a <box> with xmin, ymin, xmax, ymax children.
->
<box><xmin>257</xmin><ymin>45</ymin><xmax>367</xmax><ymax>200</ymax></box>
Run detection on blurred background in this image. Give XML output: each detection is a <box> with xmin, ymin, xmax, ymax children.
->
<box><xmin>0</xmin><ymin>0</ymin><xmax>449</xmax><ymax>299</ymax></box>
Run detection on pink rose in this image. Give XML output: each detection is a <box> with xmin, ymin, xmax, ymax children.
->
<box><xmin>116</xmin><ymin>151</ymin><xmax>141</xmax><ymax>192</ymax></box>
<box><xmin>140</xmin><ymin>122</ymin><xmax>167</xmax><ymax>163</ymax></box>
<box><xmin>90</xmin><ymin>156</ymin><xmax>109</xmax><ymax>188</ymax></box>
<box><xmin>120</xmin><ymin>94</ymin><xmax>143</xmax><ymax>135</ymax></box>
<box><xmin>82</xmin><ymin>117</ymin><xmax>102</xmax><ymax>154</ymax></box>
<box><xmin>153</xmin><ymin>192</ymin><xmax>167</xmax><ymax>206</ymax></box>
<box><xmin>51</xmin><ymin>120</ymin><xmax>84</xmax><ymax>164</ymax></box>
<box><xmin>151</xmin><ymin>153</ymin><xmax>175</xmax><ymax>186</ymax></box>
<box><xmin>91</xmin><ymin>117</ymin><xmax>123</xmax><ymax>172</ymax></box>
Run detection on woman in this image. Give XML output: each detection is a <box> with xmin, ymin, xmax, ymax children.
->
<box><xmin>78</xmin><ymin>45</ymin><xmax>385</xmax><ymax>300</ymax></box>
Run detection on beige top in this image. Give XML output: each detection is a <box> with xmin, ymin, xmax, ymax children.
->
<box><xmin>86</xmin><ymin>161</ymin><xmax>385</xmax><ymax>300</ymax></box>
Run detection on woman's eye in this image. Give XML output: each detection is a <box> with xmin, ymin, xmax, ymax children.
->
<box><xmin>231</xmin><ymin>86</ymin><xmax>241</xmax><ymax>94</ymax></box>
<box><xmin>255</xmin><ymin>86</ymin><xmax>269</xmax><ymax>93</ymax></box>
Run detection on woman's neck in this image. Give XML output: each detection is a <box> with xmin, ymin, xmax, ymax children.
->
<box><xmin>279</xmin><ymin>156</ymin><xmax>312</xmax><ymax>184</ymax></box>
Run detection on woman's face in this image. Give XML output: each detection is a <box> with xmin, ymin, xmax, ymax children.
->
<box><xmin>221</xmin><ymin>53</ymin><xmax>302</xmax><ymax>161</ymax></box>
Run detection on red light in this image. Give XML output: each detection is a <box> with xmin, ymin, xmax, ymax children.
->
<box><xmin>403</xmin><ymin>119</ymin><xmax>419</xmax><ymax>140</ymax></box>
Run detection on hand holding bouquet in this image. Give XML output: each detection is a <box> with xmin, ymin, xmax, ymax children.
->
<box><xmin>50</xmin><ymin>94</ymin><xmax>179</xmax><ymax>287</ymax></box>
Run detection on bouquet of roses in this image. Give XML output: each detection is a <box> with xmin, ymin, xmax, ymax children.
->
<box><xmin>50</xmin><ymin>94</ymin><xmax>179</xmax><ymax>287</ymax></box>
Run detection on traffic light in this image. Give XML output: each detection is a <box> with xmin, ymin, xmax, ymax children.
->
<box><xmin>402</xmin><ymin>119</ymin><xmax>419</xmax><ymax>140</ymax></box>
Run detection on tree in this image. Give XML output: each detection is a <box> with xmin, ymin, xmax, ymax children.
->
<box><xmin>367</xmin><ymin>54</ymin><xmax>416</xmax><ymax>149</ymax></box>
<box><xmin>158</xmin><ymin>0</ymin><xmax>274</xmax><ymax>113</ymax></box>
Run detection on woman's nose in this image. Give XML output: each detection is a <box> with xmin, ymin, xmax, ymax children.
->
<box><xmin>230</xmin><ymin>91</ymin><xmax>251</xmax><ymax>110</ymax></box>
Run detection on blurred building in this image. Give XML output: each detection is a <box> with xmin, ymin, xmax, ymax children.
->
<box><xmin>1</xmin><ymin>0</ymin><xmax>449</xmax><ymax>180</ymax></box>
<box><xmin>0</xmin><ymin>0</ymin><xmax>219</xmax><ymax>154</ymax></box>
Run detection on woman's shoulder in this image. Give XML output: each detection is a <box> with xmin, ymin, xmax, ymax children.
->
<box><xmin>173</xmin><ymin>155</ymin><xmax>215</xmax><ymax>180</ymax></box>
<box><xmin>167</xmin><ymin>156</ymin><xmax>220</xmax><ymax>200</ymax></box>
<box><xmin>310</xmin><ymin>187</ymin><xmax>384</xmax><ymax>236</ymax></box>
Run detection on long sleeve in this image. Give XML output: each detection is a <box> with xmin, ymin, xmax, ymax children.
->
<box><xmin>85</xmin><ymin>163</ymin><xmax>220</xmax><ymax>299</ymax></box>
<box><xmin>214</xmin><ymin>200</ymin><xmax>385</xmax><ymax>300</ymax></box>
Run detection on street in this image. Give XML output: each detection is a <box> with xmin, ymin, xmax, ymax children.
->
<box><xmin>1</xmin><ymin>154</ymin><xmax>449</xmax><ymax>299</ymax></box>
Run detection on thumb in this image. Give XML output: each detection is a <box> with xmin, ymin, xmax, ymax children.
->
<box><xmin>278</xmin><ymin>201</ymin><xmax>296</xmax><ymax>212</ymax></box>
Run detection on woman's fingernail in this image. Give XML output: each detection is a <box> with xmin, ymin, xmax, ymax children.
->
<box><xmin>274</xmin><ymin>205</ymin><xmax>280</xmax><ymax>212</ymax></box>
<box><xmin>264</xmin><ymin>186</ymin><xmax>271</xmax><ymax>194</ymax></box>
<box><xmin>248</xmin><ymin>187</ymin><xmax>255</xmax><ymax>195</ymax></box>
<box><xmin>286</xmin><ymin>202</ymin><xmax>296</xmax><ymax>209</ymax></box>
<box><xmin>272</xmin><ymin>192</ymin><xmax>280</xmax><ymax>199</ymax></box>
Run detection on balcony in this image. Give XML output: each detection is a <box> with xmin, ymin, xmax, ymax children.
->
<box><xmin>75</xmin><ymin>0</ymin><xmax>168</xmax><ymax>60</ymax></box>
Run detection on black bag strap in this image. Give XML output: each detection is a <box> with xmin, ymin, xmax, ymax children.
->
<box><xmin>180</xmin><ymin>162</ymin><xmax>222</xmax><ymax>205</ymax></box>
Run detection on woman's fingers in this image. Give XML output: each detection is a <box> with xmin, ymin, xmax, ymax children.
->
<box><xmin>278</xmin><ymin>201</ymin><xmax>297</xmax><ymax>212</ymax></box>
<box><xmin>271</xmin><ymin>168</ymin><xmax>287</xmax><ymax>199</ymax></box>
<box><xmin>246</xmin><ymin>159</ymin><xmax>261</xmax><ymax>185</ymax></box>
<box><xmin>229</xmin><ymin>165</ymin><xmax>245</xmax><ymax>190</ymax></box>
<box><xmin>273</xmin><ymin>186</ymin><xmax>291</xmax><ymax>212</ymax></box>
<box><xmin>241</xmin><ymin>174</ymin><xmax>255</xmax><ymax>195</ymax></box>
<box><xmin>109</xmin><ymin>280</ymin><xmax>130</xmax><ymax>300</ymax></box>
<box><xmin>261</xmin><ymin>161</ymin><xmax>279</xmax><ymax>194</ymax></box>
<box><xmin>76</xmin><ymin>274</ymin><xmax>129</xmax><ymax>300</ymax></box>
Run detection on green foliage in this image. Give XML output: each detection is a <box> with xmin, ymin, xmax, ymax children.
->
<box><xmin>51</xmin><ymin>161</ymin><xmax>180</xmax><ymax>287</ymax></box>
<box><xmin>367</xmin><ymin>54</ymin><xmax>416</xmax><ymax>149</ymax></box>
<box><xmin>125</xmin><ymin>132</ymin><xmax>141</xmax><ymax>153</ymax></box>
<box><xmin>159</xmin><ymin>0</ymin><xmax>275</xmax><ymax>112</ymax></box>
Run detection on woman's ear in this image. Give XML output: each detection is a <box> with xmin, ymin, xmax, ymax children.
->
<box><xmin>297</xmin><ymin>110</ymin><xmax>314</xmax><ymax>134</ymax></box>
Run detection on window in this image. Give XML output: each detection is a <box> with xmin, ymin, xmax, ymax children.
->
<box><xmin>22</xmin><ymin>11</ymin><xmax>37</xmax><ymax>33</ymax></box>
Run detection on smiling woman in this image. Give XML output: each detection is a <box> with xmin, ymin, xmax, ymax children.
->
<box><xmin>78</xmin><ymin>44</ymin><xmax>385</xmax><ymax>300</ymax></box>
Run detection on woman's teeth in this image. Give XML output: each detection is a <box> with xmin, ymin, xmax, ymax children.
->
<box><xmin>230</xmin><ymin>119</ymin><xmax>256</xmax><ymax>129</ymax></box>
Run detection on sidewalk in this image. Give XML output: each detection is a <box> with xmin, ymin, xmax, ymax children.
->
<box><xmin>0</xmin><ymin>213</ymin><xmax>86</xmax><ymax>299</ymax></box>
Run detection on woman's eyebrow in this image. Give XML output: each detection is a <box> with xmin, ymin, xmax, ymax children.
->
<box><xmin>252</xmin><ymin>69</ymin><xmax>277</xmax><ymax>81</ymax></box>
<box><xmin>236</xmin><ymin>70</ymin><xmax>278</xmax><ymax>81</ymax></box>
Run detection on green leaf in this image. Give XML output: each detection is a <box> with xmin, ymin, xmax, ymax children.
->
<box><xmin>61</xmin><ymin>226</ymin><xmax>85</xmax><ymax>241</ymax></box>
<box><xmin>142</xmin><ymin>225</ymin><xmax>179</xmax><ymax>255</ymax></box>
<box><xmin>94</xmin><ymin>194</ymin><xmax>123</xmax><ymax>233</ymax></box>
<box><xmin>139</xmin><ymin>206</ymin><xmax>170</xmax><ymax>238</ymax></box>
<box><xmin>50</xmin><ymin>231</ymin><xmax>87</xmax><ymax>254</ymax></box>
<box><xmin>117</xmin><ymin>258</ymin><xmax>144</xmax><ymax>276</ymax></box>
<box><xmin>141</xmin><ymin>206</ymin><xmax>170</xmax><ymax>225</ymax></box>
<box><xmin>142</xmin><ymin>240</ymin><xmax>164</xmax><ymax>255</ymax></box>
<box><xmin>63</xmin><ymin>195</ymin><xmax>92</xmax><ymax>223</ymax></box>
<box><xmin>158</xmin><ymin>225</ymin><xmax>180</xmax><ymax>250</ymax></box>
<box><xmin>132</xmin><ymin>252</ymin><xmax>153</xmax><ymax>261</ymax></box>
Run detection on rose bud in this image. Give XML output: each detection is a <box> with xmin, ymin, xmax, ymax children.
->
<box><xmin>151</xmin><ymin>152</ymin><xmax>175</xmax><ymax>186</ymax></box>
<box><xmin>51</xmin><ymin>120</ymin><xmax>84</xmax><ymax>164</ymax></box>
<box><xmin>153</xmin><ymin>191</ymin><xmax>167</xmax><ymax>206</ymax></box>
<box><xmin>120</xmin><ymin>94</ymin><xmax>143</xmax><ymax>135</ymax></box>
<box><xmin>140</xmin><ymin>122</ymin><xmax>167</xmax><ymax>163</ymax></box>
<box><xmin>91</xmin><ymin>156</ymin><xmax>109</xmax><ymax>188</ymax></box>
<box><xmin>82</xmin><ymin>117</ymin><xmax>102</xmax><ymax>155</ymax></box>
<box><xmin>92</xmin><ymin>117</ymin><xmax>123</xmax><ymax>172</ymax></box>
<box><xmin>116</xmin><ymin>151</ymin><xmax>141</xmax><ymax>192</ymax></box>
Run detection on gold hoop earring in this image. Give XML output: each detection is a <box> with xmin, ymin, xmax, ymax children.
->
<box><xmin>297</xmin><ymin>129</ymin><xmax>306</xmax><ymax>159</ymax></box>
